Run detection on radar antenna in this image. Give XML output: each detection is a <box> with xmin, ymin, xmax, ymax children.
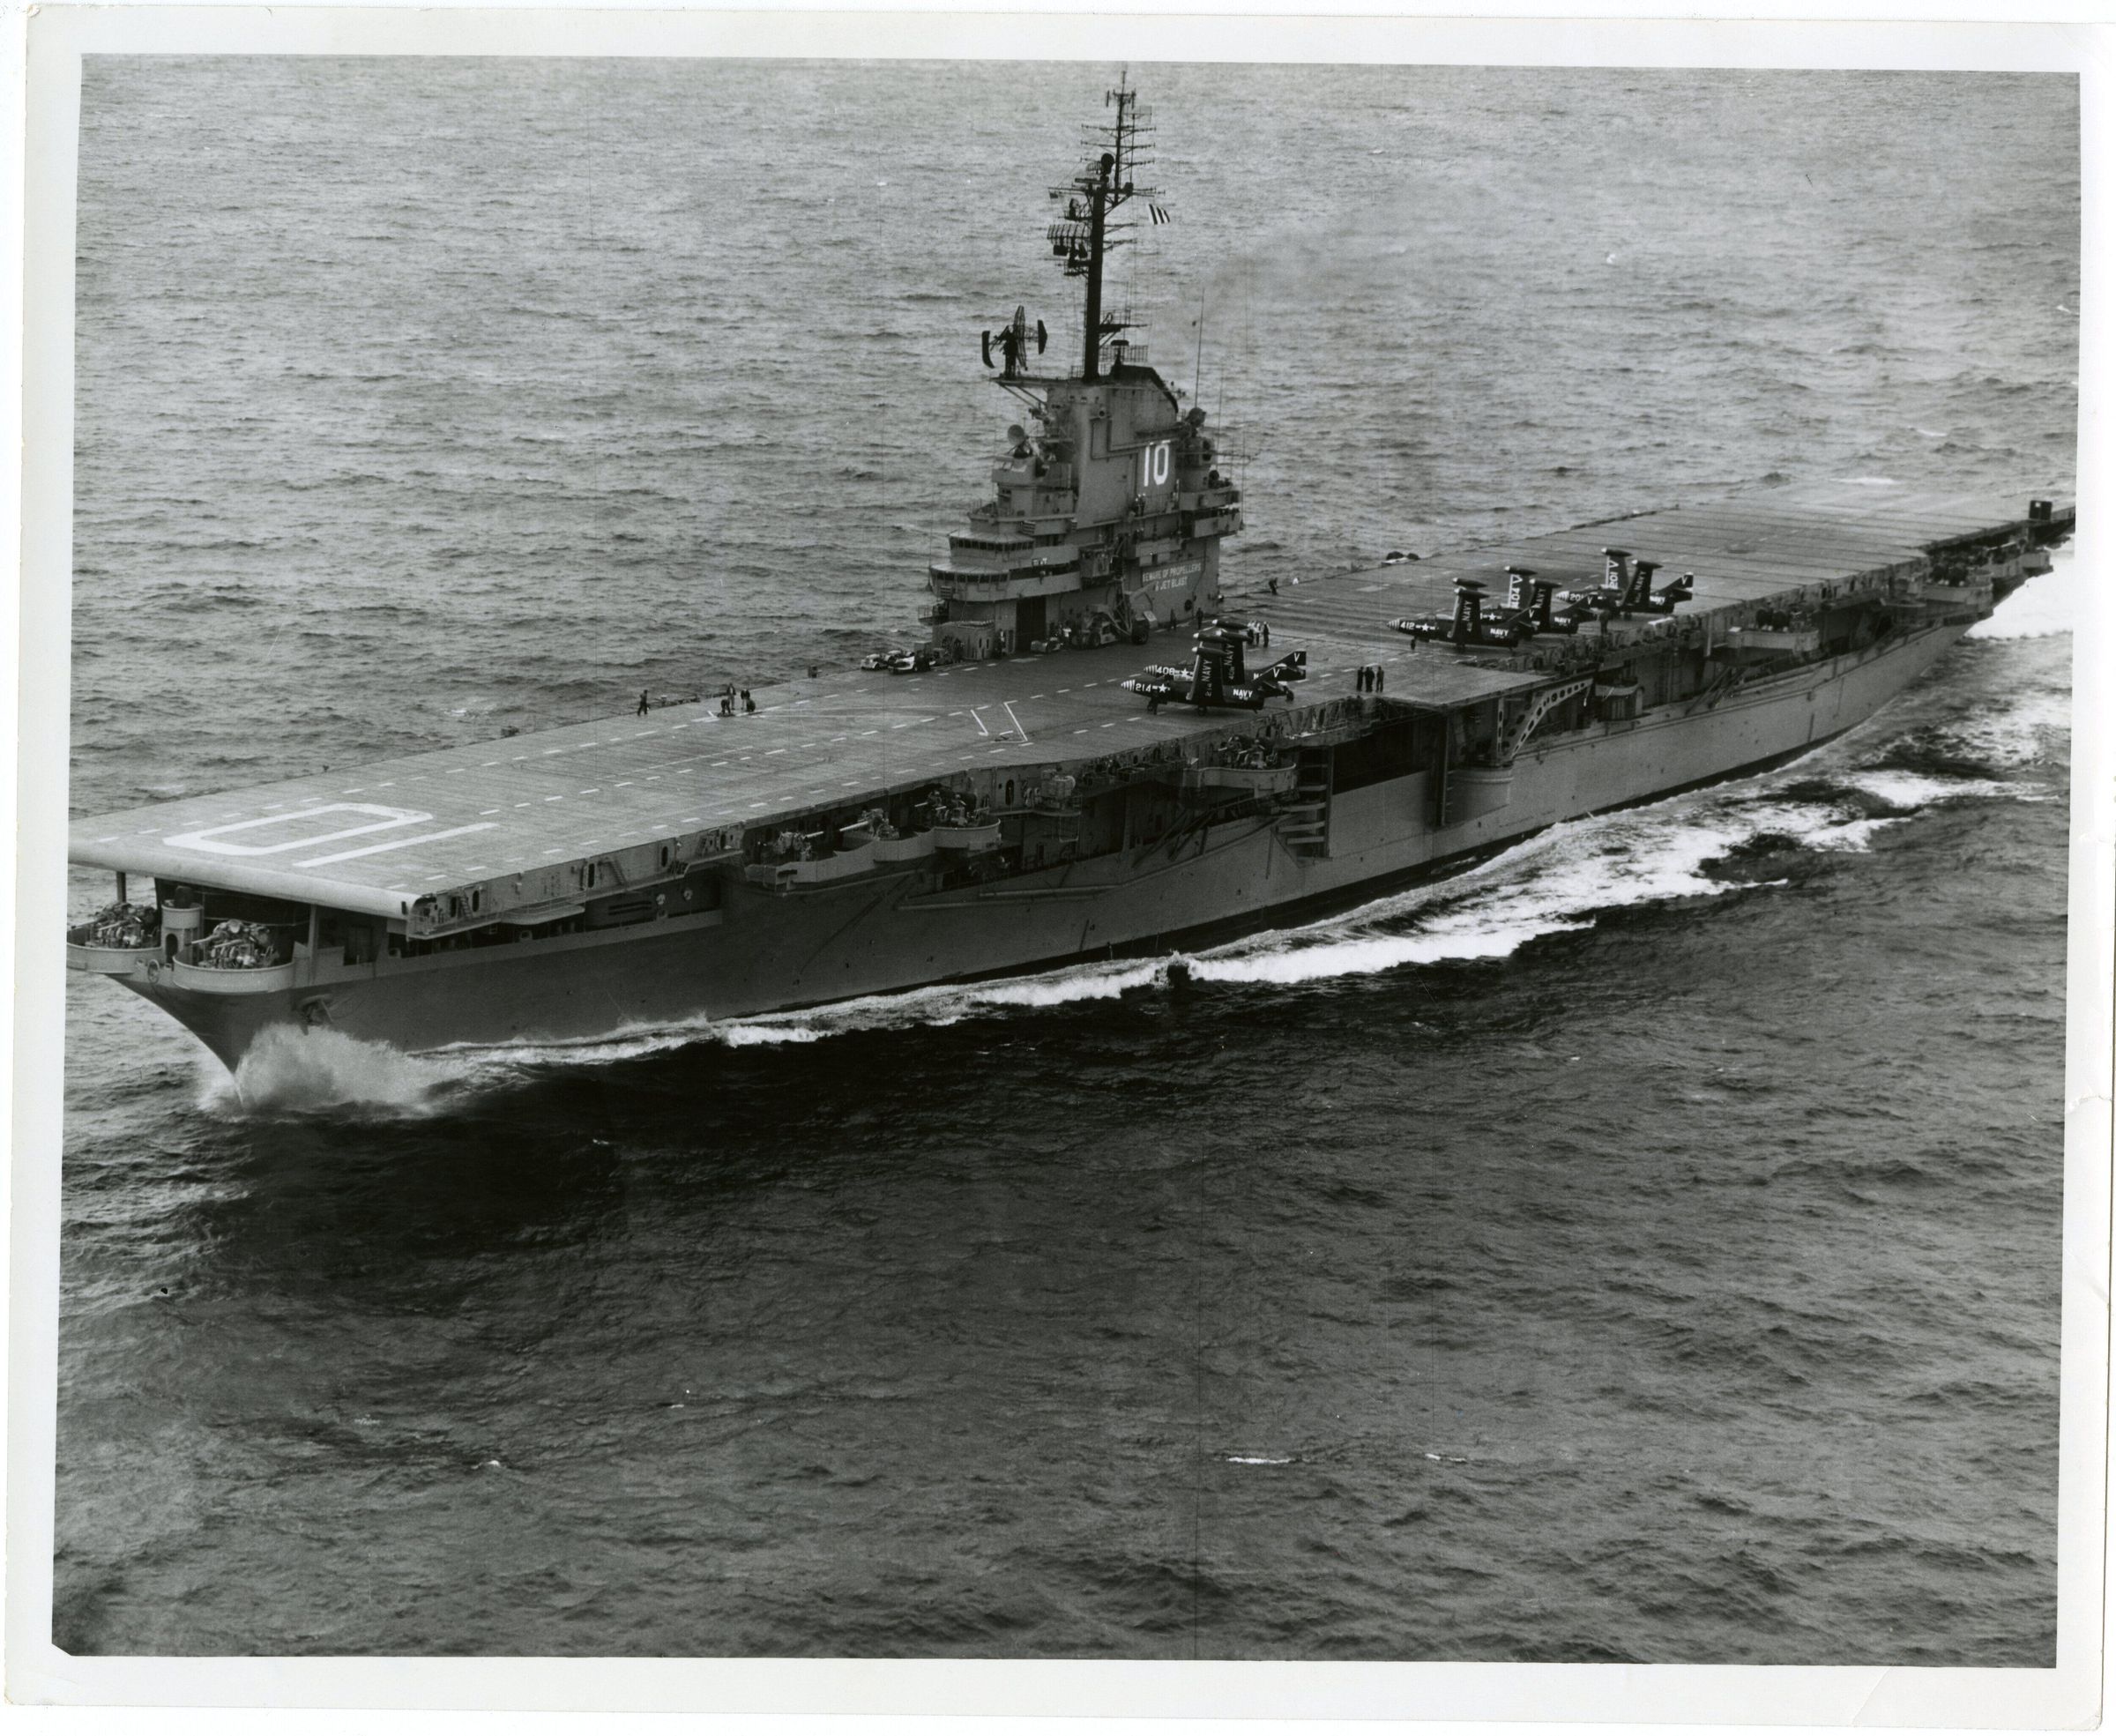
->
<box><xmin>980</xmin><ymin>305</ymin><xmax>1049</xmax><ymax>379</ymax></box>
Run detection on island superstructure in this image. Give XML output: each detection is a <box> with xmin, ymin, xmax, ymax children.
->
<box><xmin>928</xmin><ymin>81</ymin><xmax>1240</xmax><ymax>661</ymax></box>
<box><xmin>67</xmin><ymin>82</ymin><xmax>2076</xmax><ymax>1069</ymax></box>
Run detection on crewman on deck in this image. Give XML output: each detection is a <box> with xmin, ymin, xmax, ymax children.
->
<box><xmin>743</xmin><ymin>689</ymin><xmax>756</xmax><ymax>714</ymax></box>
<box><xmin>637</xmin><ymin>689</ymin><xmax>650</xmax><ymax>717</ymax></box>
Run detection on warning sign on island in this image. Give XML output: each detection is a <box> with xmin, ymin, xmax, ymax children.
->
<box><xmin>1133</xmin><ymin>559</ymin><xmax>1203</xmax><ymax>598</ymax></box>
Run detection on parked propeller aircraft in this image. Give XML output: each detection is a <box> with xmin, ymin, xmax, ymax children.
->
<box><xmin>1123</xmin><ymin>626</ymin><xmax>1304</xmax><ymax>711</ymax></box>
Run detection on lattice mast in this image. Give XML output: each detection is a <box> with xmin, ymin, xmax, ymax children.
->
<box><xmin>1047</xmin><ymin>72</ymin><xmax>1161</xmax><ymax>383</ymax></box>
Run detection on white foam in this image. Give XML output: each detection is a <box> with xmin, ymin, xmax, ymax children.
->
<box><xmin>1836</xmin><ymin>769</ymin><xmax>2032</xmax><ymax>809</ymax></box>
<box><xmin>205</xmin><ymin>1023</ymin><xmax>456</xmax><ymax>1118</ymax></box>
<box><xmin>426</xmin><ymin>954</ymin><xmax>1168</xmax><ymax>1077</ymax></box>
<box><xmin>1189</xmin><ymin>918</ymin><xmax>1586</xmax><ymax>987</ymax></box>
<box><xmin>1928</xmin><ymin>689</ymin><xmax>2072</xmax><ymax>770</ymax></box>
<box><xmin>1967</xmin><ymin>548</ymin><xmax>2075</xmax><ymax>641</ymax></box>
<box><xmin>956</xmin><ymin>961</ymin><xmax>1162</xmax><ymax>1009</ymax></box>
<box><xmin>719</xmin><ymin>957</ymin><xmax>1159</xmax><ymax>1041</ymax></box>
<box><xmin>1190</xmin><ymin>805</ymin><xmax>1762</xmax><ymax>987</ymax></box>
<box><xmin>1190</xmin><ymin>740</ymin><xmax>2059</xmax><ymax>997</ymax></box>
<box><xmin>718</xmin><ymin>1023</ymin><xmax>826</xmax><ymax>1047</ymax></box>
<box><xmin>1772</xmin><ymin>807</ymin><xmax>1905</xmax><ymax>853</ymax></box>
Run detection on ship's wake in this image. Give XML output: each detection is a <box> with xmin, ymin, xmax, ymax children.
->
<box><xmin>426</xmin><ymin>756</ymin><xmax>2051</xmax><ymax>1086</ymax></box>
<box><xmin>1177</xmin><ymin>758</ymin><xmax>2032</xmax><ymax>992</ymax></box>
<box><xmin>439</xmin><ymin>956</ymin><xmax>1173</xmax><ymax>1076</ymax></box>
<box><xmin>197</xmin><ymin>630</ymin><xmax>2070</xmax><ymax>1112</ymax></box>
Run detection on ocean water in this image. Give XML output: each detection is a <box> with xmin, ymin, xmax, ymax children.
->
<box><xmin>56</xmin><ymin>59</ymin><xmax>2077</xmax><ymax>1660</ymax></box>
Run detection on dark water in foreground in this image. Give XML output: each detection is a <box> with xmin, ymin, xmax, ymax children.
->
<box><xmin>57</xmin><ymin>60</ymin><xmax>2075</xmax><ymax>1660</ymax></box>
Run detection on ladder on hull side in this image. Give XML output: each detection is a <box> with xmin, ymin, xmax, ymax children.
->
<box><xmin>1276</xmin><ymin>750</ymin><xmax>1332</xmax><ymax>857</ymax></box>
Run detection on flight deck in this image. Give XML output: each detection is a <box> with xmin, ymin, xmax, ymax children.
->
<box><xmin>70</xmin><ymin>480</ymin><xmax>2068</xmax><ymax>925</ymax></box>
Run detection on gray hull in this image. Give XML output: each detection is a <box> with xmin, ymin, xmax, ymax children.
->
<box><xmin>130</xmin><ymin>618</ymin><xmax>1971</xmax><ymax>1069</ymax></box>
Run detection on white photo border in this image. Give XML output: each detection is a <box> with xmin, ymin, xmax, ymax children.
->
<box><xmin>7</xmin><ymin>7</ymin><xmax>2109</xmax><ymax>1727</ymax></box>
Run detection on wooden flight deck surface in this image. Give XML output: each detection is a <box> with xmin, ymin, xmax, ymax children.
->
<box><xmin>70</xmin><ymin>480</ymin><xmax>2068</xmax><ymax>920</ymax></box>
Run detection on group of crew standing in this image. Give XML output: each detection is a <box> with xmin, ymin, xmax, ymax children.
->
<box><xmin>634</xmin><ymin>684</ymin><xmax>757</xmax><ymax>717</ymax></box>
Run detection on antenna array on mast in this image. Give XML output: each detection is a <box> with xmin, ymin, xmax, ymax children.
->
<box><xmin>1040</xmin><ymin>71</ymin><xmax>1166</xmax><ymax>380</ymax></box>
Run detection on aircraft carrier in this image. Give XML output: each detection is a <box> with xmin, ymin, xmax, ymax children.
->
<box><xmin>66</xmin><ymin>80</ymin><xmax>2076</xmax><ymax>1070</ymax></box>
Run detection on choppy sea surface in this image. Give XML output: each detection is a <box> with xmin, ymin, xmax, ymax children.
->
<box><xmin>58</xmin><ymin>60</ymin><xmax>2077</xmax><ymax>1660</ymax></box>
